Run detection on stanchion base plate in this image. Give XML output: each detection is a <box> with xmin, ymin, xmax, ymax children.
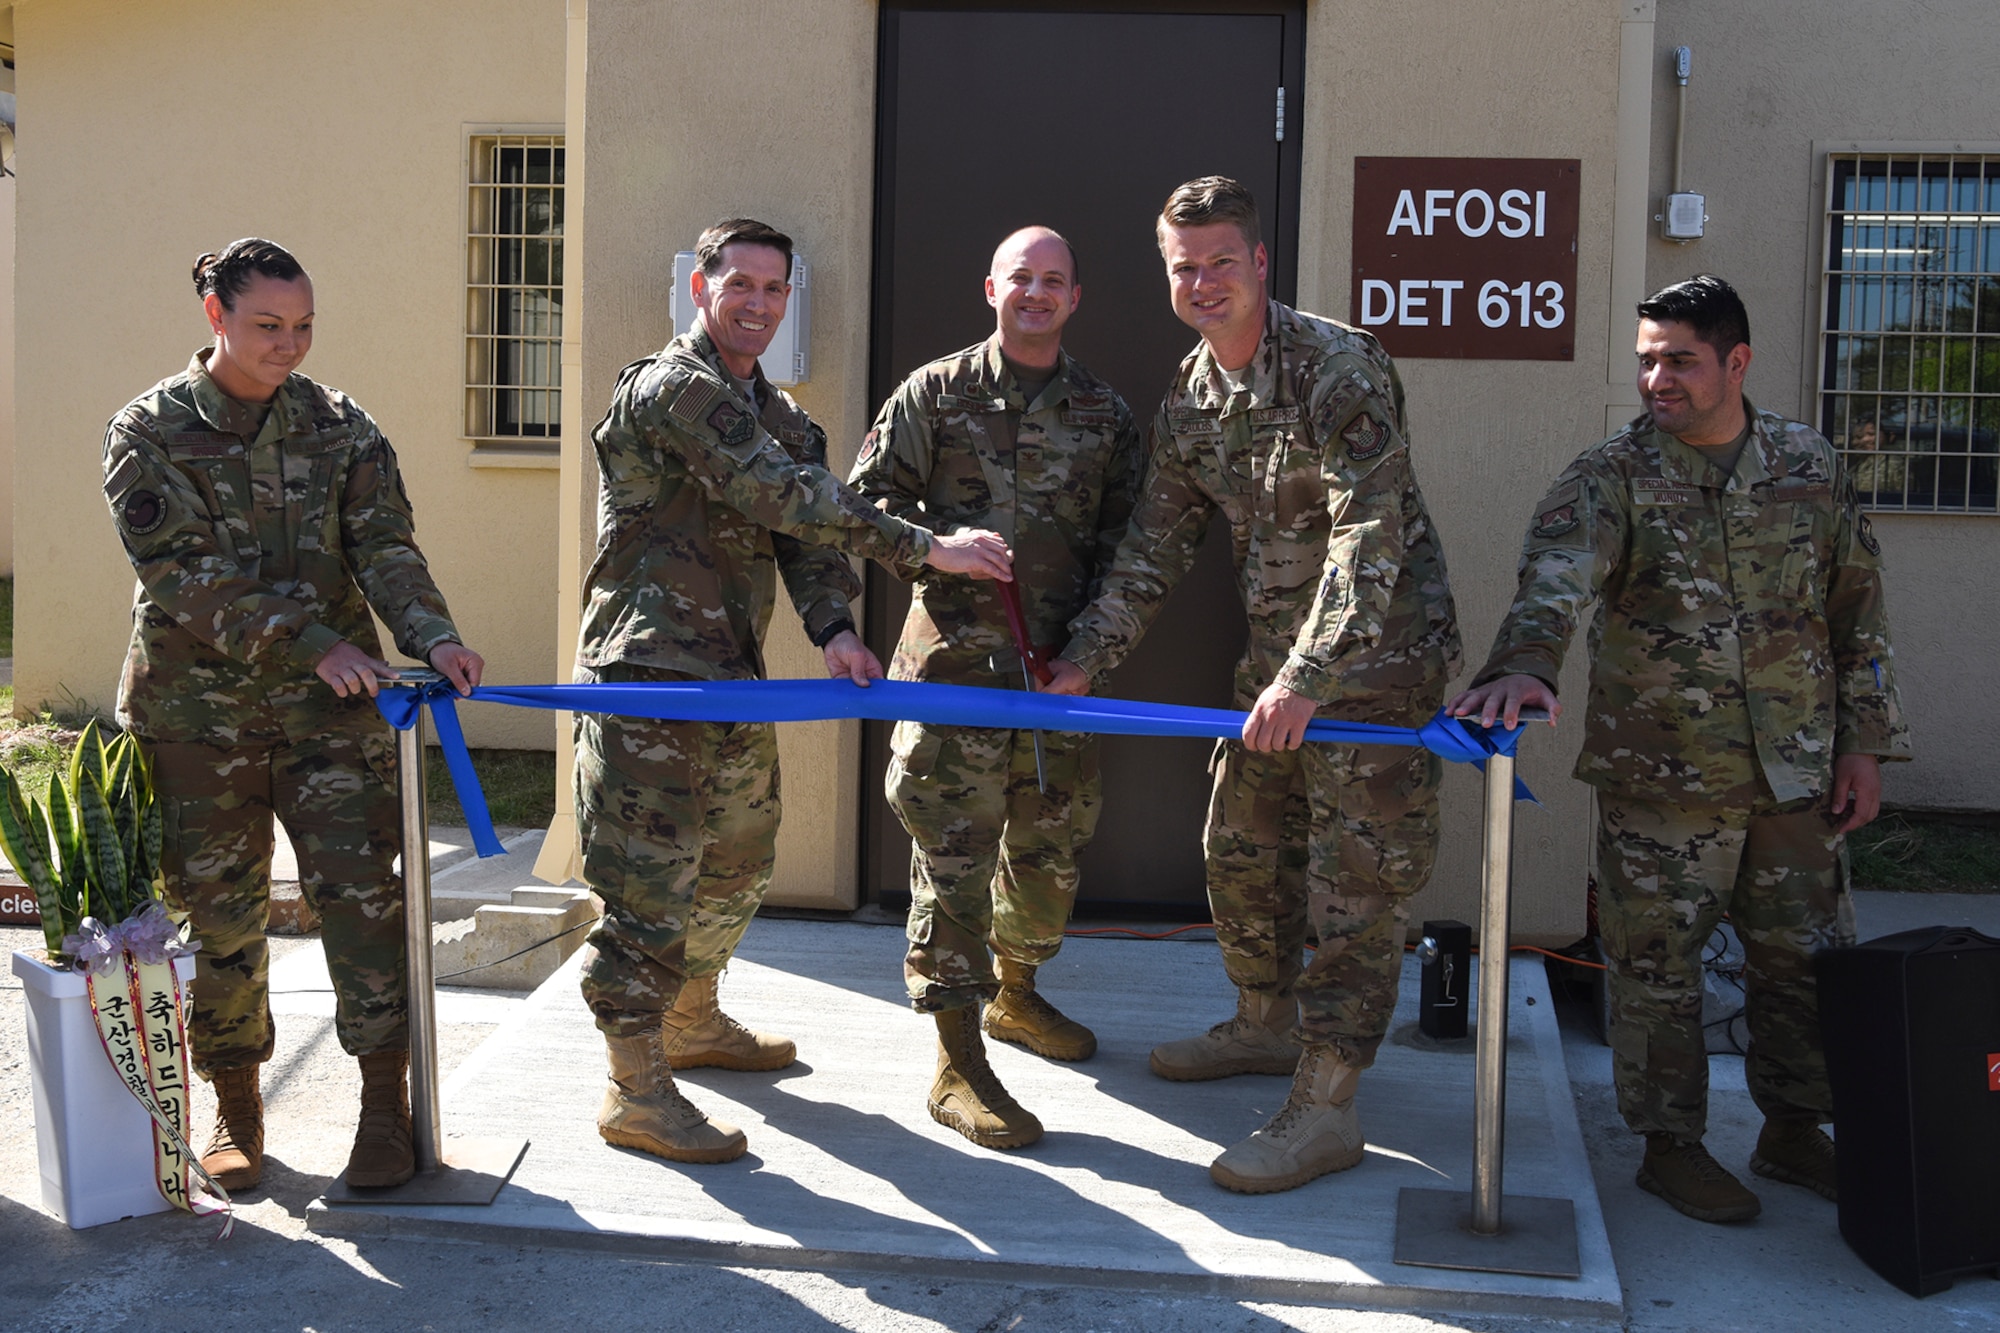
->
<box><xmin>1392</xmin><ymin>1186</ymin><xmax>1580</xmax><ymax>1277</ymax></box>
<box><xmin>323</xmin><ymin>1136</ymin><xmax>529</xmax><ymax>1207</ymax></box>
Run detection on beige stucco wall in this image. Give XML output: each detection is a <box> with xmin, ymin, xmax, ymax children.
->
<box><xmin>0</xmin><ymin>172</ymin><xmax>15</xmax><ymax>579</ymax></box>
<box><xmin>1646</xmin><ymin>0</ymin><xmax>2000</xmax><ymax>811</ymax></box>
<box><xmin>573</xmin><ymin>0</ymin><xmax>879</xmax><ymax>906</ymax></box>
<box><xmin>13</xmin><ymin>0</ymin><xmax>565</xmax><ymax>748</ymax></box>
<box><xmin>1299</xmin><ymin>0</ymin><xmax>1639</xmax><ymax>942</ymax></box>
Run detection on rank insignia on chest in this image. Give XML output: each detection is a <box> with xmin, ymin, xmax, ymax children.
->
<box><xmin>706</xmin><ymin>400</ymin><xmax>756</xmax><ymax>450</ymax></box>
<box><xmin>122</xmin><ymin>489</ymin><xmax>166</xmax><ymax>536</ymax></box>
<box><xmin>1532</xmin><ymin>502</ymin><xmax>1578</xmax><ymax>539</ymax></box>
<box><xmin>1342</xmin><ymin>413</ymin><xmax>1387</xmax><ymax>460</ymax></box>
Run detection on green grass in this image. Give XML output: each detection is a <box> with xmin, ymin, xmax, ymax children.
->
<box><xmin>423</xmin><ymin>746</ymin><xmax>558</xmax><ymax>829</ymax></box>
<box><xmin>1849</xmin><ymin>812</ymin><xmax>2000</xmax><ymax>893</ymax></box>
<box><xmin>0</xmin><ymin>687</ymin><xmax>109</xmax><ymax>798</ymax></box>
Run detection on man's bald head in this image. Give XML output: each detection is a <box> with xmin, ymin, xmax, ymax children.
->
<box><xmin>986</xmin><ymin>226</ymin><xmax>1082</xmax><ymax>365</ymax></box>
<box><xmin>991</xmin><ymin>226</ymin><xmax>1079</xmax><ymax>286</ymax></box>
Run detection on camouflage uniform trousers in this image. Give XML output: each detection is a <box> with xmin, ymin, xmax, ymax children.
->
<box><xmin>573</xmin><ymin>663</ymin><xmax>780</xmax><ymax>1037</ymax></box>
<box><xmin>1204</xmin><ymin>732</ymin><xmax>1443</xmax><ymax>1068</ymax></box>
<box><xmin>887</xmin><ymin>719</ymin><xmax>1101</xmax><ymax>1012</ymax></box>
<box><xmin>1595</xmin><ymin>792</ymin><xmax>1854</xmax><ymax>1142</ymax></box>
<box><xmin>142</xmin><ymin>721</ymin><xmax>404</xmax><ymax>1076</ymax></box>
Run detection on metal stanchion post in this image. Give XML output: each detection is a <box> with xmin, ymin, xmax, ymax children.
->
<box><xmin>399</xmin><ymin>707</ymin><xmax>444</xmax><ymax>1172</ymax></box>
<box><xmin>323</xmin><ymin>670</ymin><xmax>528</xmax><ymax>1207</ymax></box>
<box><xmin>1394</xmin><ymin>713</ymin><xmax>1580</xmax><ymax>1277</ymax></box>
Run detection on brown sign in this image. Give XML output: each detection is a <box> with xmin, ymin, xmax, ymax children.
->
<box><xmin>1351</xmin><ymin>157</ymin><xmax>1580</xmax><ymax>360</ymax></box>
<box><xmin>0</xmin><ymin>881</ymin><xmax>40</xmax><ymax>927</ymax></box>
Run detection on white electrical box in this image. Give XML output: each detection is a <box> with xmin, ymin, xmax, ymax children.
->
<box><xmin>1660</xmin><ymin>192</ymin><xmax>1708</xmax><ymax>242</ymax></box>
<box><xmin>669</xmin><ymin>250</ymin><xmax>811</xmax><ymax>386</ymax></box>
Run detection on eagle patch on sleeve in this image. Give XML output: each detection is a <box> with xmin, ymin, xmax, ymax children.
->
<box><xmin>1857</xmin><ymin>512</ymin><xmax>1881</xmax><ymax>556</ymax></box>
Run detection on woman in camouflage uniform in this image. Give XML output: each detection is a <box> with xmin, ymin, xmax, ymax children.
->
<box><xmin>101</xmin><ymin>238</ymin><xmax>484</xmax><ymax>1191</ymax></box>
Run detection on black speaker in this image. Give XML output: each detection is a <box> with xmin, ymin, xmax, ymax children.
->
<box><xmin>1817</xmin><ymin>926</ymin><xmax>2000</xmax><ymax>1297</ymax></box>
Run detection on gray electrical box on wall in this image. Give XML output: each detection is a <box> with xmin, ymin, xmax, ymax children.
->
<box><xmin>669</xmin><ymin>251</ymin><xmax>811</xmax><ymax>386</ymax></box>
<box><xmin>1660</xmin><ymin>191</ymin><xmax>1707</xmax><ymax>242</ymax></box>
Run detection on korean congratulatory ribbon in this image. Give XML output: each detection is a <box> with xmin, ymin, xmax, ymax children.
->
<box><xmin>65</xmin><ymin>903</ymin><xmax>234</xmax><ymax>1234</ymax></box>
<box><xmin>379</xmin><ymin>676</ymin><xmax>1535</xmax><ymax>859</ymax></box>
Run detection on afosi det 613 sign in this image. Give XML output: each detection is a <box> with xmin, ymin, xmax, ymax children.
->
<box><xmin>1351</xmin><ymin>157</ymin><xmax>1581</xmax><ymax>360</ymax></box>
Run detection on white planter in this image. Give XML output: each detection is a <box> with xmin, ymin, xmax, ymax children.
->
<box><xmin>11</xmin><ymin>948</ymin><xmax>197</xmax><ymax>1229</ymax></box>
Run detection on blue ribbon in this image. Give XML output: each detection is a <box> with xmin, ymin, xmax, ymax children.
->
<box><xmin>377</xmin><ymin>679</ymin><xmax>1535</xmax><ymax>860</ymax></box>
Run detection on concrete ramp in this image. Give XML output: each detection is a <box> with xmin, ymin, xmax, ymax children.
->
<box><xmin>310</xmin><ymin>919</ymin><xmax>1619</xmax><ymax>1320</ymax></box>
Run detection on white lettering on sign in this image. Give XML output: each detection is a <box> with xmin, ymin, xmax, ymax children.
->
<box><xmin>1362</xmin><ymin>278</ymin><xmax>1563</xmax><ymax>329</ymax></box>
<box><xmin>1387</xmin><ymin>187</ymin><xmax>1547</xmax><ymax>239</ymax></box>
<box><xmin>0</xmin><ymin>888</ymin><xmax>37</xmax><ymax>918</ymax></box>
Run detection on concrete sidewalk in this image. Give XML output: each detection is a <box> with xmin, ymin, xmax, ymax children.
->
<box><xmin>4</xmin><ymin>881</ymin><xmax>1998</xmax><ymax>1330</ymax></box>
<box><xmin>311</xmin><ymin>926</ymin><xmax>1620</xmax><ymax>1319</ymax></box>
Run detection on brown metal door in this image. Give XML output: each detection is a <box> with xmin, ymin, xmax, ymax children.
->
<box><xmin>865</xmin><ymin>2</ymin><xmax>1306</xmax><ymax>913</ymax></box>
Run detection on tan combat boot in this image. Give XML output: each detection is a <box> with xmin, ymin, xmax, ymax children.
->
<box><xmin>1149</xmin><ymin>986</ymin><xmax>1301</xmax><ymax>1081</ymax></box>
<box><xmin>345</xmin><ymin>1050</ymin><xmax>416</xmax><ymax>1188</ymax></box>
<box><xmin>1637</xmin><ymin>1133</ymin><xmax>1762</xmax><ymax>1222</ymax></box>
<box><xmin>1750</xmin><ymin>1117</ymin><xmax>1838</xmax><ymax>1201</ymax></box>
<box><xmin>1209</xmin><ymin>1043</ymin><xmax>1366</xmax><ymax>1193</ymax></box>
<box><xmin>928</xmin><ymin>1006</ymin><xmax>1043</xmax><ymax>1150</ymax></box>
<box><xmin>983</xmin><ymin>958</ymin><xmax>1096</xmax><ymax>1061</ymax></box>
<box><xmin>200</xmin><ymin>1065</ymin><xmax>264</xmax><ymax>1191</ymax></box>
<box><xmin>598</xmin><ymin>1026</ymin><xmax>747</xmax><ymax>1163</ymax></box>
<box><xmin>660</xmin><ymin>972</ymin><xmax>796</xmax><ymax>1072</ymax></box>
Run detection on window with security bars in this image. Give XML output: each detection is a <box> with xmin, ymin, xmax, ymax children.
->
<box><xmin>466</xmin><ymin>134</ymin><xmax>564</xmax><ymax>448</ymax></box>
<box><xmin>1820</xmin><ymin>153</ymin><xmax>2000</xmax><ymax>513</ymax></box>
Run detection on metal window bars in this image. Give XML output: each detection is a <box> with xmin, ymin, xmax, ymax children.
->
<box><xmin>465</xmin><ymin>135</ymin><xmax>565</xmax><ymax>451</ymax></box>
<box><xmin>1821</xmin><ymin>152</ymin><xmax>2000</xmax><ymax>514</ymax></box>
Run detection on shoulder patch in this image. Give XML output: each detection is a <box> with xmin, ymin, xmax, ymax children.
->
<box><xmin>705</xmin><ymin>399</ymin><xmax>756</xmax><ymax>450</ymax></box>
<box><xmin>122</xmin><ymin>489</ymin><xmax>167</xmax><ymax>536</ymax></box>
<box><xmin>1530</xmin><ymin>480</ymin><xmax>1583</xmax><ymax>541</ymax></box>
<box><xmin>665</xmin><ymin>376</ymin><xmax>723</xmax><ymax>427</ymax></box>
<box><xmin>1341</xmin><ymin>412</ymin><xmax>1388</xmax><ymax>461</ymax></box>
<box><xmin>104</xmin><ymin>454</ymin><xmax>142</xmax><ymax>502</ymax></box>
<box><xmin>1857</xmin><ymin>513</ymin><xmax>1881</xmax><ymax>556</ymax></box>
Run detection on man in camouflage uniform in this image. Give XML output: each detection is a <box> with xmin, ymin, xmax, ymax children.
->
<box><xmin>1045</xmin><ymin>177</ymin><xmax>1461</xmax><ymax>1194</ymax></box>
<box><xmin>103</xmin><ymin>237</ymin><xmax>484</xmax><ymax>1192</ymax></box>
<box><xmin>850</xmin><ymin>226</ymin><xmax>1142</xmax><ymax>1150</ymax></box>
<box><xmin>1450</xmin><ymin>274</ymin><xmax>1909</xmax><ymax>1223</ymax></box>
<box><xmin>576</xmin><ymin>218</ymin><xmax>1012</xmax><ymax>1164</ymax></box>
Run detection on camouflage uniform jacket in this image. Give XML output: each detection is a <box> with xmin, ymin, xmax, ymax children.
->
<box><xmin>103</xmin><ymin>349</ymin><xmax>462</xmax><ymax>744</ymax></box>
<box><xmin>577</xmin><ymin>325</ymin><xmax>931</xmax><ymax>680</ymax></box>
<box><xmin>1474</xmin><ymin>402</ymin><xmax>1911</xmax><ymax>808</ymax></box>
<box><xmin>1063</xmin><ymin>302</ymin><xmax>1461</xmax><ymax>713</ymax></box>
<box><xmin>849</xmin><ymin>336</ymin><xmax>1143</xmax><ymax>684</ymax></box>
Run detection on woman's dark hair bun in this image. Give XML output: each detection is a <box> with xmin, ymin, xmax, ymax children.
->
<box><xmin>192</xmin><ymin>238</ymin><xmax>305</xmax><ymax>309</ymax></box>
